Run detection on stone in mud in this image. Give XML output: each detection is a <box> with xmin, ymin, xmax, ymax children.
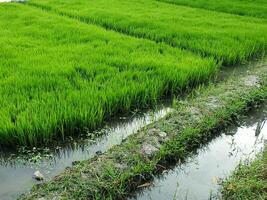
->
<box><xmin>38</xmin><ymin>197</ymin><xmax>58</xmax><ymax>200</ymax></box>
<box><xmin>206</xmin><ymin>96</ymin><xmax>220</xmax><ymax>110</ymax></box>
<box><xmin>189</xmin><ymin>106</ymin><xmax>200</xmax><ymax>114</ymax></box>
<box><xmin>148</xmin><ymin>128</ymin><xmax>159</xmax><ymax>135</ymax></box>
<box><xmin>33</xmin><ymin>171</ymin><xmax>44</xmax><ymax>181</ymax></box>
<box><xmin>244</xmin><ymin>75</ymin><xmax>260</xmax><ymax>88</ymax></box>
<box><xmin>141</xmin><ymin>143</ymin><xmax>158</xmax><ymax>157</ymax></box>
<box><xmin>81</xmin><ymin>172</ymin><xmax>88</xmax><ymax>179</ymax></box>
<box><xmin>148</xmin><ymin>128</ymin><xmax>167</xmax><ymax>138</ymax></box>
<box><xmin>72</xmin><ymin>160</ymin><xmax>80</xmax><ymax>166</ymax></box>
<box><xmin>158</xmin><ymin>131</ymin><xmax>167</xmax><ymax>138</ymax></box>
<box><xmin>96</xmin><ymin>150</ymin><xmax>102</xmax><ymax>155</ymax></box>
<box><xmin>114</xmin><ymin>163</ymin><xmax>127</xmax><ymax>171</ymax></box>
<box><xmin>188</xmin><ymin>106</ymin><xmax>201</xmax><ymax>117</ymax></box>
<box><xmin>158</xmin><ymin>136</ymin><xmax>167</xmax><ymax>144</ymax></box>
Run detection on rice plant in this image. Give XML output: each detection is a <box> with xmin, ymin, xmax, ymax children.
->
<box><xmin>158</xmin><ymin>0</ymin><xmax>267</xmax><ymax>19</ymax></box>
<box><xmin>0</xmin><ymin>4</ymin><xmax>216</xmax><ymax>146</ymax></box>
<box><xmin>28</xmin><ymin>0</ymin><xmax>267</xmax><ymax>65</ymax></box>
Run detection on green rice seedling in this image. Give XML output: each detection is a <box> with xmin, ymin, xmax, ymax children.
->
<box><xmin>0</xmin><ymin>4</ymin><xmax>216</xmax><ymax>146</ymax></box>
<box><xmin>158</xmin><ymin>0</ymin><xmax>267</xmax><ymax>19</ymax></box>
<box><xmin>28</xmin><ymin>0</ymin><xmax>267</xmax><ymax>65</ymax></box>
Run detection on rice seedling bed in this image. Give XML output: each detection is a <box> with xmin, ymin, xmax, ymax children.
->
<box><xmin>158</xmin><ymin>0</ymin><xmax>267</xmax><ymax>19</ymax></box>
<box><xmin>0</xmin><ymin>3</ymin><xmax>216</xmax><ymax>146</ymax></box>
<box><xmin>29</xmin><ymin>0</ymin><xmax>267</xmax><ymax>65</ymax></box>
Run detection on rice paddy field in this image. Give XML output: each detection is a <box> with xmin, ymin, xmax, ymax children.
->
<box><xmin>29</xmin><ymin>0</ymin><xmax>267</xmax><ymax>65</ymax></box>
<box><xmin>159</xmin><ymin>0</ymin><xmax>267</xmax><ymax>19</ymax></box>
<box><xmin>0</xmin><ymin>3</ymin><xmax>216</xmax><ymax>146</ymax></box>
<box><xmin>0</xmin><ymin>0</ymin><xmax>267</xmax><ymax>147</ymax></box>
<box><xmin>0</xmin><ymin>0</ymin><xmax>267</xmax><ymax>199</ymax></box>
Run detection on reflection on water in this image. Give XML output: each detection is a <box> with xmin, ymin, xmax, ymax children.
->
<box><xmin>0</xmin><ymin>105</ymin><xmax>171</xmax><ymax>200</ymax></box>
<box><xmin>130</xmin><ymin>104</ymin><xmax>267</xmax><ymax>200</ymax></box>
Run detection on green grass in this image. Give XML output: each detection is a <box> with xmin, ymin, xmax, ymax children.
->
<box><xmin>159</xmin><ymin>0</ymin><xmax>267</xmax><ymax>19</ymax></box>
<box><xmin>222</xmin><ymin>147</ymin><xmax>267</xmax><ymax>200</ymax></box>
<box><xmin>28</xmin><ymin>0</ymin><xmax>267</xmax><ymax>65</ymax></box>
<box><xmin>0</xmin><ymin>3</ymin><xmax>216</xmax><ymax>146</ymax></box>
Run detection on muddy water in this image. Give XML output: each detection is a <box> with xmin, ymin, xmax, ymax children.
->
<box><xmin>0</xmin><ymin>105</ymin><xmax>171</xmax><ymax>200</ymax></box>
<box><xmin>218</xmin><ymin>59</ymin><xmax>265</xmax><ymax>82</ymax></box>
<box><xmin>130</xmin><ymin>104</ymin><xmax>267</xmax><ymax>200</ymax></box>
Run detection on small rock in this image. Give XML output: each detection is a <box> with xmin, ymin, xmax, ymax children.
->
<box><xmin>114</xmin><ymin>163</ymin><xmax>127</xmax><ymax>170</ymax></box>
<box><xmin>189</xmin><ymin>106</ymin><xmax>201</xmax><ymax>116</ymax></box>
<box><xmin>244</xmin><ymin>75</ymin><xmax>260</xmax><ymax>87</ymax></box>
<box><xmin>158</xmin><ymin>131</ymin><xmax>167</xmax><ymax>138</ymax></box>
<box><xmin>206</xmin><ymin>96</ymin><xmax>220</xmax><ymax>110</ymax></box>
<box><xmin>188</xmin><ymin>106</ymin><xmax>201</xmax><ymax>121</ymax></box>
<box><xmin>141</xmin><ymin>143</ymin><xmax>158</xmax><ymax>157</ymax></box>
<box><xmin>158</xmin><ymin>137</ymin><xmax>166</xmax><ymax>144</ymax></box>
<box><xmin>72</xmin><ymin>160</ymin><xmax>80</xmax><ymax>166</ymax></box>
<box><xmin>81</xmin><ymin>172</ymin><xmax>88</xmax><ymax>179</ymax></box>
<box><xmin>148</xmin><ymin>128</ymin><xmax>159</xmax><ymax>135</ymax></box>
<box><xmin>33</xmin><ymin>170</ymin><xmax>44</xmax><ymax>181</ymax></box>
<box><xmin>95</xmin><ymin>150</ymin><xmax>102</xmax><ymax>155</ymax></box>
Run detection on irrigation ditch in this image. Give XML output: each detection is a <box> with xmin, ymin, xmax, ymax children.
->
<box><xmin>14</xmin><ymin>59</ymin><xmax>267</xmax><ymax>200</ymax></box>
<box><xmin>129</xmin><ymin>102</ymin><xmax>266</xmax><ymax>200</ymax></box>
<box><xmin>0</xmin><ymin>103</ymin><xmax>171</xmax><ymax>200</ymax></box>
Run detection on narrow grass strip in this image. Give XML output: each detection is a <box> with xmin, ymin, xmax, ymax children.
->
<box><xmin>19</xmin><ymin>62</ymin><xmax>267</xmax><ymax>200</ymax></box>
<box><xmin>0</xmin><ymin>3</ymin><xmax>216</xmax><ymax>146</ymax></box>
<box><xmin>221</xmin><ymin>146</ymin><xmax>267</xmax><ymax>200</ymax></box>
<box><xmin>158</xmin><ymin>0</ymin><xmax>267</xmax><ymax>20</ymax></box>
<box><xmin>28</xmin><ymin>0</ymin><xmax>267</xmax><ymax>65</ymax></box>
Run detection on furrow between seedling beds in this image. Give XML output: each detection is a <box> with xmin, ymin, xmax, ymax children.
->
<box><xmin>28</xmin><ymin>0</ymin><xmax>267</xmax><ymax>65</ymax></box>
<box><xmin>158</xmin><ymin>0</ymin><xmax>267</xmax><ymax>19</ymax></box>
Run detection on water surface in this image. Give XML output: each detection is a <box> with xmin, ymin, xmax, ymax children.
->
<box><xmin>131</xmin><ymin>104</ymin><xmax>267</xmax><ymax>200</ymax></box>
<box><xmin>0</xmin><ymin>105</ymin><xmax>171</xmax><ymax>200</ymax></box>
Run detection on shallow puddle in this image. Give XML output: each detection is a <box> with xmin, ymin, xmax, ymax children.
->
<box><xmin>0</xmin><ymin>105</ymin><xmax>171</xmax><ymax>200</ymax></box>
<box><xmin>130</xmin><ymin>103</ymin><xmax>267</xmax><ymax>200</ymax></box>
